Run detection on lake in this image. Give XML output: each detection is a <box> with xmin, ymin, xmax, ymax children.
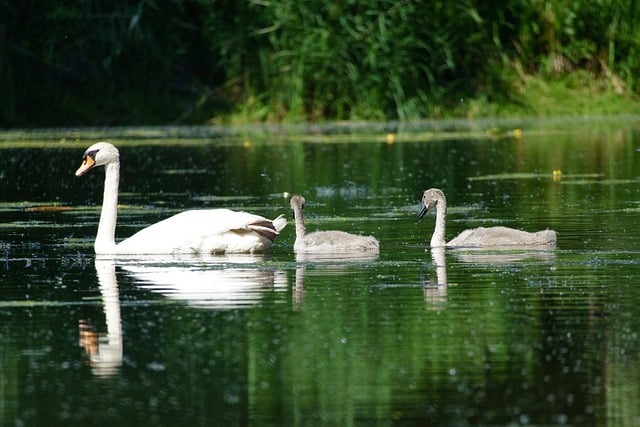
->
<box><xmin>1</xmin><ymin>117</ymin><xmax>640</xmax><ymax>426</ymax></box>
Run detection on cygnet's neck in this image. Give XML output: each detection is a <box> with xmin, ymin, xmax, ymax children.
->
<box><xmin>95</xmin><ymin>161</ymin><xmax>119</xmax><ymax>254</ymax></box>
<box><xmin>431</xmin><ymin>195</ymin><xmax>448</xmax><ymax>248</ymax></box>
<box><xmin>291</xmin><ymin>200</ymin><xmax>306</xmax><ymax>241</ymax></box>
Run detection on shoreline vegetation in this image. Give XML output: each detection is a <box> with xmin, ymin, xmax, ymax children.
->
<box><xmin>1</xmin><ymin>115</ymin><xmax>637</xmax><ymax>147</ymax></box>
<box><xmin>2</xmin><ymin>1</ymin><xmax>640</xmax><ymax>128</ymax></box>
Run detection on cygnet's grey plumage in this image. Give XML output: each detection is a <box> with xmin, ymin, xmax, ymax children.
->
<box><xmin>290</xmin><ymin>195</ymin><xmax>380</xmax><ymax>253</ymax></box>
<box><xmin>418</xmin><ymin>188</ymin><xmax>557</xmax><ymax>248</ymax></box>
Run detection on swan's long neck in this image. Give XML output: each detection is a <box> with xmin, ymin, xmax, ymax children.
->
<box><xmin>292</xmin><ymin>201</ymin><xmax>306</xmax><ymax>241</ymax></box>
<box><xmin>95</xmin><ymin>161</ymin><xmax>119</xmax><ymax>254</ymax></box>
<box><xmin>431</xmin><ymin>195</ymin><xmax>447</xmax><ymax>247</ymax></box>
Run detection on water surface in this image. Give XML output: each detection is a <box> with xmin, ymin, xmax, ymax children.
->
<box><xmin>1</xmin><ymin>118</ymin><xmax>640</xmax><ymax>425</ymax></box>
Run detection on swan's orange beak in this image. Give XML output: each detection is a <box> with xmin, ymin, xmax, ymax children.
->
<box><xmin>75</xmin><ymin>155</ymin><xmax>96</xmax><ymax>177</ymax></box>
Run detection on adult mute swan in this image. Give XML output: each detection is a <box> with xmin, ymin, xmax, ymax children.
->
<box><xmin>418</xmin><ymin>188</ymin><xmax>556</xmax><ymax>248</ymax></box>
<box><xmin>290</xmin><ymin>195</ymin><xmax>379</xmax><ymax>253</ymax></box>
<box><xmin>75</xmin><ymin>142</ymin><xmax>287</xmax><ymax>255</ymax></box>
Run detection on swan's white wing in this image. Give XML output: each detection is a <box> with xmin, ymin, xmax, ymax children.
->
<box><xmin>116</xmin><ymin>209</ymin><xmax>285</xmax><ymax>255</ymax></box>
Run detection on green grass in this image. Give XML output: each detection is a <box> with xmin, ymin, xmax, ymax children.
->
<box><xmin>218</xmin><ymin>67</ymin><xmax>640</xmax><ymax>123</ymax></box>
<box><xmin>445</xmin><ymin>70</ymin><xmax>640</xmax><ymax>119</ymax></box>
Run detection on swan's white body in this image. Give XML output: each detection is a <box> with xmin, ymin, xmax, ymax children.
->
<box><xmin>418</xmin><ymin>188</ymin><xmax>556</xmax><ymax>248</ymax></box>
<box><xmin>75</xmin><ymin>142</ymin><xmax>287</xmax><ymax>255</ymax></box>
<box><xmin>289</xmin><ymin>195</ymin><xmax>379</xmax><ymax>253</ymax></box>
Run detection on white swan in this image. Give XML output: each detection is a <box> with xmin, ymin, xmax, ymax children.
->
<box><xmin>75</xmin><ymin>142</ymin><xmax>287</xmax><ymax>255</ymax></box>
<box><xmin>290</xmin><ymin>194</ymin><xmax>379</xmax><ymax>253</ymax></box>
<box><xmin>418</xmin><ymin>188</ymin><xmax>557</xmax><ymax>248</ymax></box>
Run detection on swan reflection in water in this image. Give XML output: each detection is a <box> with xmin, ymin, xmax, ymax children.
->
<box><xmin>451</xmin><ymin>248</ymin><xmax>556</xmax><ymax>264</ymax></box>
<box><xmin>293</xmin><ymin>251</ymin><xmax>379</xmax><ymax>309</ymax></box>
<box><xmin>79</xmin><ymin>255</ymin><xmax>287</xmax><ymax>375</ymax></box>
<box><xmin>79</xmin><ymin>259</ymin><xmax>123</xmax><ymax>376</ymax></box>
<box><xmin>423</xmin><ymin>247</ymin><xmax>557</xmax><ymax>308</ymax></box>
<box><xmin>119</xmin><ymin>254</ymin><xmax>287</xmax><ymax>309</ymax></box>
<box><xmin>423</xmin><ymin>247</ymin><xmax>448</xmax><ymax>308</ymax></box>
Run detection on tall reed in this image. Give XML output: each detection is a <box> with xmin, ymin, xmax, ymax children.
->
<box><xmin>2</xmin><ymin>0</ymin><xmax>640</xmax><ymax>126</ymax></box>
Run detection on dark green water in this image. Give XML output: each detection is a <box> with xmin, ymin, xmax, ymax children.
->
<box><xmin>1</xmin><ymin>119</ymin><xmax>640</xmax><ymax>425</ymax></box>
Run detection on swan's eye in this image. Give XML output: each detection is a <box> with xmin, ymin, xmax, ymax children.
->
<box><xmin>84</xmin><ymin>149</ymin><xmax>99</xmax><ymax>160</ymax></box>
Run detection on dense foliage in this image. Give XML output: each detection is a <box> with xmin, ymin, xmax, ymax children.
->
<box><xmin>2</xmin><ymin>0</ymin><xmax>640</xmax><ymax>126</ymax></box>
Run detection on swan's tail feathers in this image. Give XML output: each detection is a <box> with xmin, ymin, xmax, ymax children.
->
<box><xmin>272</xmin><ymin>214</ymin><xmax>288</xmax><ymax>233</ymax></box>
<box><xmin>247</xmin><ymin>215</ymin><xmax>288</xmax><ymax>242</ymax></box>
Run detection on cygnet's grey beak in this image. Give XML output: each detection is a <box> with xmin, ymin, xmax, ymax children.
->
<box><xmin>417</xmin><ymin>203</ymin><xmax>428</xmax><ymax>219</ymax></box>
